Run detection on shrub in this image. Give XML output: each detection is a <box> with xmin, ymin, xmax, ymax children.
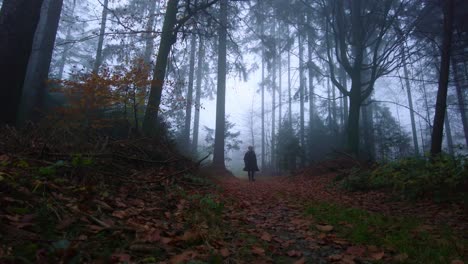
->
<box><xmin>339</xmin><ymin>155</ymin><xmax>468</xmax><ymax>202</ymax></box>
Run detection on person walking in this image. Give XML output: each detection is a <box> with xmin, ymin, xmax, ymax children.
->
<box><xmin>243</xmin><ymin>146</ymin><xmax>259</xmax><ymax>182</ymax></box>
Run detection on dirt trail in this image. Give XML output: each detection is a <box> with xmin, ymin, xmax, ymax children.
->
<box><xmin>216</xmin><ymin>176</ymin><xmax>367</xmax><ymax>264</ymax></box>
<box><xmin>214</xmin><ymin>174</ymin><xmax>467</xmax><ymax>264</ymax></box>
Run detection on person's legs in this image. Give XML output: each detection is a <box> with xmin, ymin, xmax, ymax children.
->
<box><xmin>247</xmin><ymin>171</ymin><xmax>252</xmax><ymax>181</ymax></box>
<box><xmin>251</xmin><ymin>171</ymin><xmax>255</xmax><ymax>181</ymax></box>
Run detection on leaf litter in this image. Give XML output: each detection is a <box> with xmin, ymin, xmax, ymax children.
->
<box><xmin>0</xmin><ymin>128</ymin><xmax>467</xmax><ymax>263</ymax></box>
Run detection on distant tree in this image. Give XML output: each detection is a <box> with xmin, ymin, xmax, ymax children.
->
<box><xmin>93</xmin><ymin>0</ymin><xmax>109</xmax><ymax>73</ymax></box>
<box><xmin>142</xmin><ymin>0</ymin><xmax>219</xmax><ymax>135</ymax></box>
<box><xmin>0</xmin><ymin>0</ymin><xmax>45</xmax><ymax>125</ymax></box>
<box><xmin>276</xmin><ymin>120</ymin><xmax>301</xmax><ymax>172</ymax></box>
<box><xmin>321</xmin><ymin>0</ymin><xmax>409</xmax><ymax>156</ymax></box>
<box><xmin>204</xmin><ymin>118</ymin><xmax>242</xmax><ymax>162</ymax></box>
<box><xmin>373</xmin><ymin>104</ymin><xmax>412</xmax><ymax>161</ymax></box>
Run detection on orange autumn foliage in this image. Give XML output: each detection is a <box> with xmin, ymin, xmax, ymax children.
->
<box><xmin>49</xmin><ymin>59</ymin><xmax>151</xmax><ymax>130</ymax></box>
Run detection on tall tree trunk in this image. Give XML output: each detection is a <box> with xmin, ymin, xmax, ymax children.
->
<box><xmin>307</xmin><ymin>12</ymin><xmax>314</xmax><ymax>125</ymax></box>
<box><xmin>327</xmin><ymin>77</ymin><xmax>332</xmax><ymax>126</ymax></box>
<box><xmin>57</xmin><ymin>0</ymin><xmax>76</xmax><ymax>80</ymax></box>
<box><xmin>142</xmin><ymin>0</ymin><xmax>179</xmax><ymax>135</ymax></box>
<box><xmin>340</xmin><ymin>66</ymin><xmax>348</xmax><ymax>129</ymax></box>
<box><xmin>0</xmin><ymin>0</ymin><xmax>45</xmax><ymax>125</ymax></box>
<box><xmin>347</xmin><ymin>81</ymin><xmax>362</xmax><ymax>156</ymax></box>
<box><xmin>261</xmin><ymin>5</ymin><xmax>265</xmax><ymax>170</ymax></box>
<box><xmin>143</xmin><ymin>0</ymin><xmax>158</xmax><ymax>67</ymax></box>
<box><xmin>452</xmin><ymin>58</ymin><xmax>468</xmax><ymax>146</ymax></box>
<box><xmin>288</xmin><ymin>33</ymin><xmax>292</xmax><ymax>124</ymax></box>
<box><xmin>19</xmin><ymin>0</ymin><xmax>63</xmax><ymax>124</ymax></box>
<box><xmin>271</xmin><ymin>22</ymin><xmax>276</xmax><ymax>170</ymax></box>
<box><xmin>444</xmin><ymin>110</ymin><xmax>454</xmax><ymax>155</ymax></box>
<box><xmin>93</xmin><ymin>0</ymin><xmax>109</xmax><ymax>73</ymax></box>
<box><xmin>212</xmin><ymin>0</ymin><xmax>228</xmax><ymax>168</ymax></box>
<box><xmin>431</xmin><ymin>0</ymin><xmax>454</xmax><ymax>156</ymax></box>
<box><xmin>420</xmin><ymin>67</ymin><xmax>432</xmax><ymax>150</ymax></box>
<box><xmin>278</xmin><ymin>25</ymin><xmax>282</xmax><ymax>129</ymax></box>
<box><xmin>298</xmin><ymin>17</ymin><xmax>305</xmax><ymax>165</ymax></box>
<box><xmin>192</xmin><ymin>36</ymin><xmax>204</xmax><ymax>154</ymax></box>
<box><xmin>183</xmin><ymin>34</ymin><xmax>196</xmax><ymax>149</ymax></box>
<box><xmin>402</xmin><ymin>45</ymin><xmax>420</xmax><ymax>155</ymax></box>
<box><xmin>361</xmin><ymin>96</ymin><xmax>375</xmax><ymax>160</ymax></box>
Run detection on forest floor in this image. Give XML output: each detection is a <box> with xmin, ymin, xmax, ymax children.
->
<box><xmin>0</xmin><ymin>128</ymin><xmax>467</xmax><ymax>263</ymax></box>
<box><xmin>213</xmin><ymin>171</ymin><xmax>467</xmax><ymax>264</ymax></box>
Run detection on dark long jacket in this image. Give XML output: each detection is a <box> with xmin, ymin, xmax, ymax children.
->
<box><xmin>243</xmin><ymin>150</ymin><xmax>259</xmax><ymax>171</ymax></box>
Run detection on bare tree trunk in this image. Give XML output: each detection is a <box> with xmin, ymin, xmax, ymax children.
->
<box><xmin>402</xmin><ymin>45</ymin><xmax>420</xmax><ymax>155</ymax></box>
<box><xmin>271</xmin><ymin>22</ymin><xmax>276</xmax><ymax>170</ymax></box>
<box><xmin>19</xmin><ymin>0</ymin><xmax>63</xmax><ymax>124</ymax></box>
<box><xmin>0</xmin><ymin>0</ymin><xmax>45</xmax><ymax>125</ymax></box>
<box><xmin>307</xmin><ymin>12</ymin><xmax>314</xmax><ymax>125</ymax></box>
<box><xmin>420</xmin><ymin>67</ymin><xmax>432</xmax><ymax>151</ymax></box>
<box><xmin>142</xmin><ymin>0</ymin><xmax>179</xmax><ymax>135</ymax></box>
<box><xmin>288</xmin><ymin>33</ymin><xmax>292</xmax><ymax>124</ymax></box>
<box><xmin>183</xmin><ymin>34</ymin><xmax>196</xmax><ymax>149</ymax></box>
<box><xmin>444</xmin><ymin>110</ymin><xmax>454</xmax><ymax>155</ymax></box>
<box><xmin>261</xmin><ymin>5</ymin><xmax>265</xmax><ymax>170</ymax></box>
<box><xmin>57</xmin><ymin>0</ymin><xmax>76</xmax><ymax>80</ymax></box>
<box><xmin>212</xmin><ymin>0</ymin><xmax>228</xmax><ymax>168</ymax></box>
<box><xmin>340</xmin><ymin>66</ymin><xmax>348</xmax><ymax>128</ymax></box>
<box><xmin>431</xmin><ymin>0</ymin><xmax>454</xmax><ymax>156</ymax></box>
<box><xmin>143</xmin><ymin>0</ymin><xmax>158</xmax><ymax>67</ymax></box>
<box><xmin>278</xmin><ymin>24</ymin><xmax>282</xmax><ymax>129</ymax></box>
<box><xmin>93</xmin><ymin>0</ymin><xmax>109</xmax><ymax>73</ymax></box>
<box><xmin>298</xmin><ymin>17</ymin><xmax>305</xmax><ymax>166</ymax></box>
<box><xmin>452</xmin><ymin>58</ymin><xmax>468</xmax><ymax>146</ymax></box>
<box><xmin>192</xmin><ymin>36</ymin><xmax>204</xmax><ymax>154</ymax></box>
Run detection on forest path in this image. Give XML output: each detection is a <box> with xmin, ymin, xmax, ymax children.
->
<box><xmin>215</xmin><ymin>174</ymin><xmax>467</xmax><ymax>263</ymax></box>
<box><xmin>215</xmin><ymin>175</ymin><xmax>376</xmax><ymax>264</ymax></box>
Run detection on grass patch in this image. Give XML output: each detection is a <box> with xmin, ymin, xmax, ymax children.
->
<box><xmin>305</xmin><ymin>202</ymin><xmax>467</xmax><ymax>264</ymax></box>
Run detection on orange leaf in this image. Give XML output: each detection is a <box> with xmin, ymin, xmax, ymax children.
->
<box><xmin>345</xmin><ymin>246</ymin><xmax>366</xmax><ymax>257</ymax></box>
<box><xmin>370</xmin><ymin>251</ymin><xmax>384</xmax><ymax>260</ymax></box>
<box><xmin>220</xmin><ymin>248</ymin><xmax>230</xmax><ymax>257</ymax></box>
<box><xmin>287</xmin><ymin>250</ymin><xmax>302</xmax><ymax>257</ymax></box>
<box><xmin>316</xmin><ymin>224</ymin><xmax>334</xmax><ymax>232</ymax></box>
<box><xmin>328</xmin><ymin>254</ymin><xmax>343</xmax><ymax>262</ymax></box>
<box><xmin>251</xmin><ymin>246</ymin><xmax>265</xmax><ymax>256</ymax></box>
<box><xmin>112</xmin><ymin>210</ymin><xmax>127</xmax><ymax>219</ymax></box>
<box><xmin>260</xmin><ymin>232</ymin><xmax>272</xmax><ymax>242</ymax></box>
<box><xmin>170</xmin><ymin>250</ymin><xmax>197</xmax><ymax>264</ymax></box>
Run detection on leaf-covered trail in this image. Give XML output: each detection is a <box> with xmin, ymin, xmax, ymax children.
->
<box><xmin>216</xmin><ymin>176</ymin><xmax>380</xmax><ymax>263</ymax></box>
<box><xmin>216</xmin><ymin>173</ymin><xmax>468</xmax><ymax>263</ymax></box>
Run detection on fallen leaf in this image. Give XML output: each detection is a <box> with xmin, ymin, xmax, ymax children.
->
<box><xmin>180</xmin><ymin>230</ymin><xmax>199</xmax><ymax>241</ymax></box>
<box><xmin>370</xmin><ymin>251</ymin><xmax>384</xmax><ymax>260</ymax></box>
<box><xmin>345</xmin><ymin>245</ymin><xmax>366</xmax><ymax>257</ymax></box>
<box><xmin>328</xmin><ymin>254</ymin><xmax>343</xmax><ymax>262</ymax></box>
<box><xmin>161</xmin><ymin>237</ymin><xmax>173</xmax><ymax>244</ymax></box>
<box><xmin>451</xmin><ymin>260</ymin><xmax>464</xmax><ymax>264</ymax></box>
<box><xmin>220</xmin><ymin>248</ymin><xmax>230</xmax><ymax>257</ymax></box>
<box><xmin>111</xmin><ymin>253</ymin><xmax>131</xmax><ymax>262</ymax></box>
<box><xmin>112</xmin><ymin>210</ymin><xmax>127</xmax><ymax>219</ymax></box>
<box><xmin>252</xmin><ymin>246</ymin><xmax>265</xmax><ymax>256</ymax></box>
<box><xmin>170</xmin><ymin>250</ymin><xmax>197</xmax><ymax>264</ymax></box>
<box><xmin>316</xmin><ymin>224</ymin><xmax>334</xmax><ymax>232</ymax></box>
<box><xmin>260</xmin><ymin>232</ymin><xmax>272</xmax><ymax>242</ymax></box>
<box><xmin>393</xmin><ymin>253</ymin><xmax>409</xmax><ymax>262</ymax></box>
<box><xmin>137</xmin><ymin>229</ymin><xmax>161</xmax><ymax>242</ymax></box>
<box><xmin>294</xmin><ymin>257</ymin><xmax>306</xmax><ymax>264</ymax></box>
<box><xmin>287</xmin><ymin>250</ymin><xmax>302</xmax><ymax>257</ymax></box>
